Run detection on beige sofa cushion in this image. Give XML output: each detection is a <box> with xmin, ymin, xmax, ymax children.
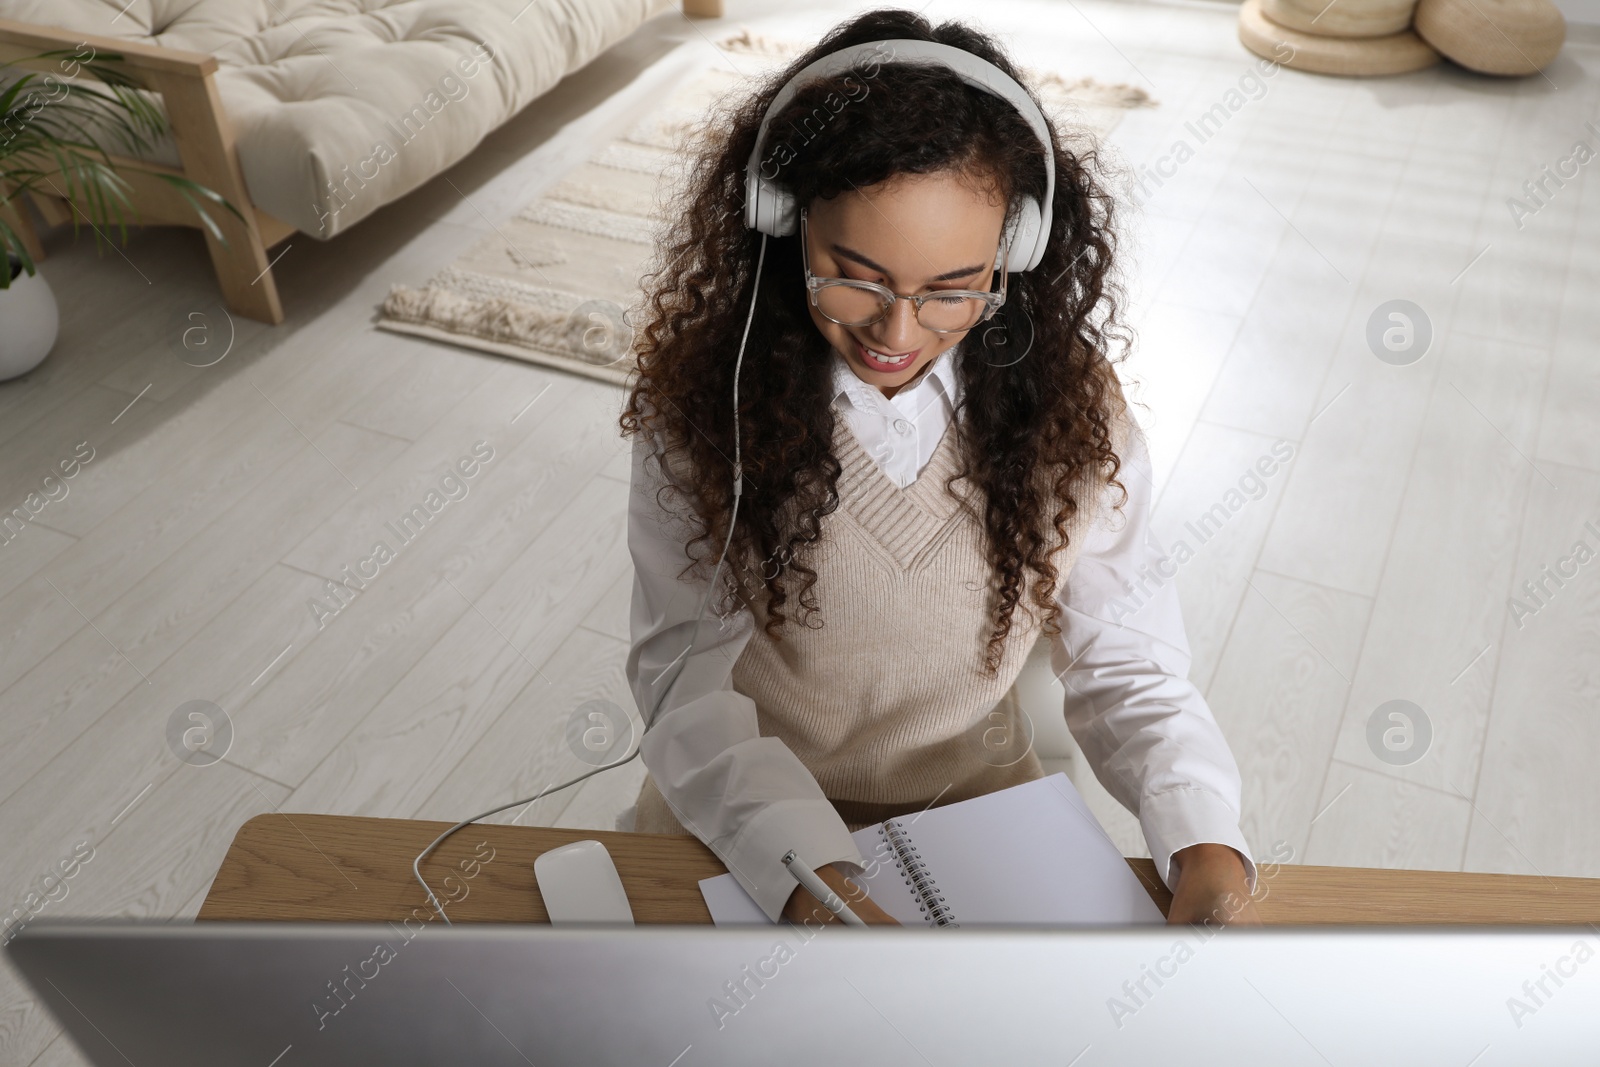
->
<box><xmin>2</xmin><ymin>0</ymin><xmax>674</xmax><ymax>236</ymax></box>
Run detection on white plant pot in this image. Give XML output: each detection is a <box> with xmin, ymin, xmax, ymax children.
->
<box><xmin>0</xmin><ymin>262</ymin><xmax>61</xmax><ymax>382</ymax></box>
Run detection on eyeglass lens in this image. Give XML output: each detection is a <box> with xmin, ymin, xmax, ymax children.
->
<box><xmin>815</xmin><ymin>285</ymin><xmax>989</xmax><ymax>332</ymax></box>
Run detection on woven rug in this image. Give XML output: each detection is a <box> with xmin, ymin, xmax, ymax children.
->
<box><xmin>377</xmin><ymin>29</ymin><xmax>1156</xmax><ymax>386</ymax></box>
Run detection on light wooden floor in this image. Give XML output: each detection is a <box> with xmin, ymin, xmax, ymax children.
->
<box><xmin>5</xmin><ymin>1</ymin><xmax>1599</xmax><ymax>1062</ymax></box>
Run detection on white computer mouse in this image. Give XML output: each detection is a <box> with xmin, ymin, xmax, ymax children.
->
<box><xmin>533</xmin><ymin>839</ymin><xmax>635</xmax><ymax>925</ymax></box>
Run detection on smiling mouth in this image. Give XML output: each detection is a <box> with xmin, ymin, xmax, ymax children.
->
<box><xmin>854</xmin><ymin>337</ymin><xmax>918</xmax><ymax>372</ymax></box>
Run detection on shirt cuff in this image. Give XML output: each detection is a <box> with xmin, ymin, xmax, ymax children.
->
<box><xmin>718</xmin><ymin>798</ymin><xmax>866</xmax><ymax>923</ymax></box>
<box><xmin>1139</xmin><ymin>787</ymin><xmax>1257</xmax><ymax>894</ymax></box>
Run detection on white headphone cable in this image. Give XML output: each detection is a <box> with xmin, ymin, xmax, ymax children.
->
<box><xmin>412</xmin><ymin>232</ymin><xmax>767</xmax><ymax>924</ymax></box>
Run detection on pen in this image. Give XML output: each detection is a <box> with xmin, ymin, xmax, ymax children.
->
<box><xmin>782</xmin><ymin>849</ymin><xmax>866</xmax><ymax>926</ymax></box>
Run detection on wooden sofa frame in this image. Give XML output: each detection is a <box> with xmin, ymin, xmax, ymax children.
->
<box><xmin>0</xmin><ymin>0</ymin><xmax>722</xmax><ymax>325</ymax></box>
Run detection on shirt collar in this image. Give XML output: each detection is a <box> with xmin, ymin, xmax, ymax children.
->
<box><xmin>828</xmin><ymin>340</ymin><xmax>964</xmax><ymax>418</ymax></box>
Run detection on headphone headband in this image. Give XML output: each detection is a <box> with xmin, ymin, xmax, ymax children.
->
<box><xmin>743</xmin><ymin>38</ymin><xmax>1056</xmax><ymax>273</ymax></box>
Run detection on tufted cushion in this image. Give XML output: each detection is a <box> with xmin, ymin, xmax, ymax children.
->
<box><xmin>0</xmin><ymin>0</ymin><xmax>675</xmax><ymax>236</ymax></box>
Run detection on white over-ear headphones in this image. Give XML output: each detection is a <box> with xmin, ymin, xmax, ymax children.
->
<box><xmin>743</xmin><ymin>38</ymin><xmax>1056</xmax><ymax>274</ymax></box>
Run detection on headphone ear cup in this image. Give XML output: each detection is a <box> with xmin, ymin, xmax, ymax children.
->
<box><xmin>746</xmin><ymin>176</ymin><xmax>799</xmax><ymax>238</ymax></box>
<box><xmin>1003</xmin><ymin>197</ymin><xmax>1043</xmax><ymax>273</ymax></box>
<box><xmin>768</xmin><ymin>184</ymin><xmax>798</xmax><ymax>237</ymax></box>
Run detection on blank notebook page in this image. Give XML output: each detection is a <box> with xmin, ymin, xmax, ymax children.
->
<box><xmin>697</xmin><ymin>773</ymin><xmax>1166</xmax><ymax>925</ymax></box>
<box><xmin>856</xmin><ymin>773</ymin><xmax>1165</xmax><ymax>926</ymax></box>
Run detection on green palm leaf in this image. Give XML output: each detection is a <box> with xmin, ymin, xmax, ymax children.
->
<box><xmin>1</xmin><ymin>48</ymin><xmax>242</xmax><ymax>288</ymax></box>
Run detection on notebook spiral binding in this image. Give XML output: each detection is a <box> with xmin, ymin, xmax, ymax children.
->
<box><xmin>878</xmin><ymin>818</ymin><xmax>959</xmax><ymax>927</ymax></box>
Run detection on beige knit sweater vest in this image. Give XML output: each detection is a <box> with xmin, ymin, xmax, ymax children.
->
<box><xmin>636</xmin><ymin>411</ymin><xmax>1112</xmax><ymax>835</ymax></box>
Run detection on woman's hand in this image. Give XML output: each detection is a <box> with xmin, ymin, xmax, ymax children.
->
<box><xmin>781</xmin><ymin>863</ymin><xmax>901</xmax><ymax>926</ymax></box>
<box><xmin>1165</xmin><ymin>843</ymin><xmax>1261</xmax><ymax>927</ymax></box>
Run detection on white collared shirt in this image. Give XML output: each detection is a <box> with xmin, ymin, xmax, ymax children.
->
<box><xmin>828</xmin><ymin>343</ymin><xmax>961</xmax><ymax>489</ymax></box>
<box><xmin>625</xmin><ymin>343</ymin><xmax>1254</xmax><ymax>921</ymax></box>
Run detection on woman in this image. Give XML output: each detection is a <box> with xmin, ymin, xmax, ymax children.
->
<box><xmin>620</xmin><ymin>9</ymin><xmax>1258</xmax><ymax>928</ymax></box>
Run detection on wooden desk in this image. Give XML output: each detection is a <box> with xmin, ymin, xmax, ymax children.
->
<box><xmin>197</xmin><ymin>813</ymin><xmax>1600</xmax><ymax>925</ymax></box>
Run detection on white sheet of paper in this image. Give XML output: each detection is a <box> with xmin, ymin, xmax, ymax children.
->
<box><xmin>697</xmin><ymin>773</ymin><xmax>1165</xmax><ymax>926</ymax></box>
<box><xmin>696</xmin><ymin>869</ymin><xmax>771</xmax><ymax>925</ymax></box>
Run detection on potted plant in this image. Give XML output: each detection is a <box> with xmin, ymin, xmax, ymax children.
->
<box><xmin>0</xmin><ymin>45</ymin><xmax>236</xmax><ymax>381</ymax></box>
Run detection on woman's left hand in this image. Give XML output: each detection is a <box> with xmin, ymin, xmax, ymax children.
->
<box><xmin>1165</xmin><ymin>843</ymin><xmax>1261</xmax><ymax>927</ymax></box>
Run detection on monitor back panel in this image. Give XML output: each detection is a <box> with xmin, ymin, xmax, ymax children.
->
<box><xmin>7</xmin><ymin>921</ymin><xmax>1599</xmax><ymax>1065</ymax></box>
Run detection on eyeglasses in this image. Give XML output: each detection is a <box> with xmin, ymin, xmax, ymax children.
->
<box><xmin>799</xmin><ymin>208</ymin><xmax>1007</xmax><ymax>334</ymax></box>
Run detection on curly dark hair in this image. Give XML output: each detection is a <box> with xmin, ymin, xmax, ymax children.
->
<box><xmin>620</xmin><ymin>7</ymin><xmax>1132</xmax><ymax>673</ymax></box>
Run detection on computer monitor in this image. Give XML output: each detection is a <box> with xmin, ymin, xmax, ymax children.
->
<box><xmin>7</xmin><ymin>919</ymin><xmax>1598</xmax><ymax>1065</ymax></box>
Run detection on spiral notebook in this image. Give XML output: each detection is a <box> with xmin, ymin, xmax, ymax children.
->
<box><xmin>698</xmin><ymin>773</ymin><xmax>1166</xmax><ymax>926</ymax></box>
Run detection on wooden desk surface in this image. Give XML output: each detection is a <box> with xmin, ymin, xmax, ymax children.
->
<box><xmin>197</xmin><ymin>813</ymin><xmax>1600</xmax><ymax>926</ymax></box>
